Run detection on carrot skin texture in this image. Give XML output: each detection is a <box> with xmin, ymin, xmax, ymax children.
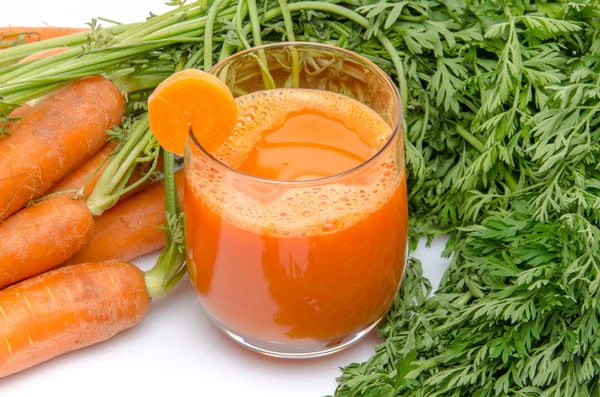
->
<box><xmin>64</xmin><ymin>170</ymin><xmax>185</xmax><ymax>265</ymax></box>
<box><xmin>0</xmin><ymin>27</ymin><xmax>88</xmax><ymax>48</ymax></box>
<box><xmin>0</xmin><ymin>75</ymin><xmax>125</xmax><ymax>220</ymax></box>
<box><xmin>1</xmin><ymin>104</ymin><xmax>32</xmax><ymax>137</ymax></box>
<box><xmin>47</xmin><ymin>141</ymin><xmax>118</xmax><ymax>199</ymax></box>
<box><xmin>0</xmin><ymin>194</ymin><xmax>93</xmax><ymax>289</ymax></box>
<box><xmin>0</xmin><ymin>261</ymin><xmax>149</xmax><ymax>378</ymax></box>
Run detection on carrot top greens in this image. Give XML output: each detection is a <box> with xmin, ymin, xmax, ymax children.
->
<box><xmin>1</xmin><ymin>0</ymin><xmax>600</xmax><ymax>394</ymax></box>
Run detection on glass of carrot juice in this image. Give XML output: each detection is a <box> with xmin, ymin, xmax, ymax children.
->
<box><xmin>184</xmin><ymin>42</ymin><xmax>408</xmax><ymax>358</ymax></box>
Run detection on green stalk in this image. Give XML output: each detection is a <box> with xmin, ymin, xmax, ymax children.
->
<box><xmin>277</xmin><ymin>0</ymin><xmax>300</xmax><ymax>88</ymax></box>
<box><xmin>284</xmin><ymin>2</ymin><xmax>408</xmax><ymax>109</ymax></box>
<box><xmin>204</xmin><ymin>0</ymin><xmax>229</xmax><ymax>70</ymax></box>
<box><xmin>0</xmin><ymin>48</ymin><xmax>83</xmax><ymax>81</ymax></box>
<box><xmin>277</xmin><ymin>0</ymin><xmax>296</xmax><ymax>41</ymax></box>
<box><xmin>247</xmin><ymin>0</ymin><xmax>276</xmax><ymax>89</ymax></box>
<box><xmin>0</xmin><ymin>3</ymin><xmax>242</xmax><ymax>104</ymax></box>
<box><xmin>86</xmin><ymin>114</ymin><xmax>159</xmax><ymax>216</ymax></box>
<box><xmin>455</xmin><ymin>123</ymin><xmax>485</xmax><ymax>154</ymax></box>
<box><xmin>3</xmin><ymin>44</ymin><xmax>161</xmax><ymax>83</ymax></box>
<box><xmin>246</xmin><ymin>0</ymin><xmax>263</xmax><ymax>46</ymax></box>
<box><xmin>377</xmin><ymin>33</ymin><xmax>408</xmax><ymax>113</ymax></box>
<box><xmin>111</xmin><ymin>72</ymin><xmax>171</xmax><ymax>94</ymax></box>
<box><xmin>118</xmin><ymin>2</ymin><xmax>204</xmax><ymax>42</ymax></box>
<box><xmin>143</xmin><ymin>57</ymin><xmax>187</xmax><ymax>300</ymax></box>
<box><xmin>219</xmin><ymin>43</ymin><xmax>234</xmax><ymax>61</ymax></box>
<box><xmin>236</xmin><ymin>1</ymin><xmax>408</xmax><ymax>100</ymax></box>
<box><xmin>145</xmin><ymin>5</ymin><xmax>236</xmax><ymax>40</ymax></box>
<box><xmin>0</xmin><ymin>24</ymin><xmax>135</xmax><ymax>67</ymax></box>
<box><xmin>235</xmin><ymin>0</ymin><xmax>251</xmax><ymax>49</ymax></box>
<box><xmin>144</xmin><ymin>238</ymin><xmax>187</xmax><ymax>300</ymax></box>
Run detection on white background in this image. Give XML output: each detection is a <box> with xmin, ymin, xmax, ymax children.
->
<box><xmin>0</xmin><ymin>3</ymin><xmax>450</xmax><ymax>396</ymax></box>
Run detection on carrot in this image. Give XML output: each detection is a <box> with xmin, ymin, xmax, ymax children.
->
<box><xmin>148</xmin><ymin>68</ymin><xmax>237</xmax><ymax>155</ymax></box>
<box><xmin>0</xmin><ymin>194</ymin><xmax>93</xmax><ymax>290</ymax></box>
<box><xmin>1</xmin><ymin>104</ymin><xmax>32</xmax><ymax>136</ymax></box>
<box><xmin>0</xmin><ymin>27</ymin><xmax>88</xmax><ymax>48</ymax></box>
<box><xmin>0</xmin><ymin>75</ymin><xmax>125</xmax><ymax>220</ymax></box>
<box><xmin>17</xmin><ymin>47</ymin><xmax>69</xmax><ymax>63</ymax></box>
<box><xmin>64</xmin><ymin>169</ymin><xmax>185</xmax><ymax>266</ymax></box>
<box><xmin>0</xmin><ymin>113</ymin><xmax>163</xmax><ymax>289</ymax></box>
<box><xmin>0</xmin><ymin>261</ymin><xmax>149</xmax><ymax>378</ymax></box>
<box><xmin>47</xmin><ymin>141</ymin><xmax>118</xmax><ymax>199</ymax></box>
<box><xmin>0</xmin><ymin>118</ymin><xmax>153</xmax><ymax>289</ymax></box>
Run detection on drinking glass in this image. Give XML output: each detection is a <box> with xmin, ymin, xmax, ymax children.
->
<box><xmin>184</xmin><ymin>42</ymin><xmax>407</xmax><ymax>358</ymax></box>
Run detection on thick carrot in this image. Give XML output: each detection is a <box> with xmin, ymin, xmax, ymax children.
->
<box><xmin>47</xmin><ymin>141</ymin><xmax>118</xmax><ymax>199</ymax></box>
<box><xmin>0</xmin><ymin>75</ymin><xmax>125</xmax><ymax>220</ymax></box>
<box><xmin>64</xmin><ymin>169</ymin><xmax>185</xmax><ymax>266</ymax></box>
<box><xmin>0</xmin><ymin>261</ymin><xmax>149</xmax><ymax>378</ymax></box>
<box><xmin>17</xmin><ymin>47</ymin><xmax>69</xmax><ymax>63</ymax></box>
<box><xmin>1</xmin><ymin>104</ymin><xmax>32</xmax><ymax>137</ymax></box>
<box><xmin>0</xmin><ymin>27</ymin><xmax>88</xmax><ymax>48</ymax></box>
<box><xmin>0</xmin><ymin>194</ymin><xmax>93</xmax><ymax>290</ymax></box>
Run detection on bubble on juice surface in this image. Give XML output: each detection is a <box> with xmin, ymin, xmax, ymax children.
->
<box><xmin>188</xmin><ymin>88</ymin><xmax>404</xmax><ymax>237</ymax></box>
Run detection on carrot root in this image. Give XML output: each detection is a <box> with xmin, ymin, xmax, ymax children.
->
<box><xmin>64</xmin><ymin>169</ymin><xmax>185</xmax><ymax>266</ymax></box>
<box><xmin>0</xmin><ymin>261</ymin><xmax>149</xmax><ymax>378</ymax></box>
<box><xmin>0</xmin><ymin>75</ymin><xmax>125</xmax><ymax>220</ymax></box>
<box><xmin>0</xmin><ymin>194</ymin><xmax>94</xmax><ymax>290</ymax></box>
<box><xmin>47</xmin><ymin>141</ymin><xmax>118</xmax><ymax>199</ymax></box>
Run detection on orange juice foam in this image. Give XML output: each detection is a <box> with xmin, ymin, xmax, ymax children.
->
<box><xmin>187</xmin><ymin>89</ymin><xmax>402</xmax><ymax>238</ymax></box>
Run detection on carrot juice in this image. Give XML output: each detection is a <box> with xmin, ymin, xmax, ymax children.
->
<box><xmin>184</xmin><ymin>88</ymin><xmax>408</xmax><ymax>355</ymax></box>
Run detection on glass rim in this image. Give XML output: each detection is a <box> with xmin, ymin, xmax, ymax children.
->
<box><xmin>188</xmin><ymin>41</ymin><xmax>403</xmax><ymax>186</ymax></box>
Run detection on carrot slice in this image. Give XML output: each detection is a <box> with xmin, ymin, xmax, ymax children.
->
<box><xmin>147</xmin><ymin>68</ymin><xmax>237</xmax><ymax>156</ymax></box>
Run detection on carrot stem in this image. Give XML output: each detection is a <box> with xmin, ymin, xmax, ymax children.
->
<box><xmin>0</xmin><ymin>4</ymin><xmax>244</xmax><ymax>104</ymax></box>
<box><xmin>204</xmin><ymin>0</ymin><xmax>227</xmax><ymax>71</ymax></box>
<box><xmin>143</xmin><ymin>149</ymin><xmax>186</xmax><ymax>300</ymax></box>
<box><xmin>235</xmin><ymin>0</ymin><xmax>251</xmax><ymax>49</ymax></box>
<box><xmin>163</xmin><ymin>150</ymin><xmax>179</xmax><ymax>245</ymax></box>
<box><xmin>86</xmin><ymin>114</ymin><xmax>160</xmax><ymax>216</ymax></box>
<box><xmin>112</xmin><ymin>73</ymin><xmax>170</xmax><ymax>94</ymax></box>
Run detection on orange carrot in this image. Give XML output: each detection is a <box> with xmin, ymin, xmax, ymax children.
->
<box><xmin>47</xmin><ymin>141</ymin><xmax>118</xmax><ymax>199</ymax></box>
<box><xmin>17</xmin><ymin>47</ymin><xmax>69</xmax><ymax>63</ymax></box>
<box><xmin>0</xmin><ymin>26</ymin><xmax>88</xmax><ymax>48</ymax></box>
<box><xmin>64</xmin><ymin>169</ymin><xmax>185</xmax><ymax>266</ymax></box>
<box><xmin>0</xmin><ymin>75</ymin><xmax>125</xmax><ymax>220</ymax></box>
<box><xmin>0</xmin><ymin>261</ymin><xmax>149</xmax><ymax>378</ymax></box>
<box><xmin>1</xmin><ymin>104</ymin><xmax>32</xmax><ymax>137</ymax></box>
<box><xmin>0</xmin><ymin>194</ymin><xmax>93</xmax><ymax>290</ymax></box>
<box><xmin>148</xmin><ymin>68</ymin><xmax>237</xmax><ymax>156</ymax></box>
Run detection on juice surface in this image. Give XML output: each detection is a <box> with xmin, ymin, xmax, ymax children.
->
<box><xmin>237</xmin><ymin>111</ymin><xmax>375</xmax><ymax>181</ymax></box>
<box><xmin>185</xmin><ymin>89</ymin><xmax>408</xmax><ymax>345</ymax></box>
